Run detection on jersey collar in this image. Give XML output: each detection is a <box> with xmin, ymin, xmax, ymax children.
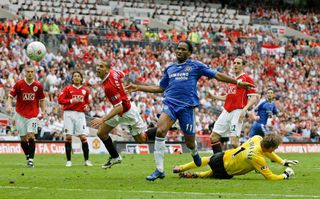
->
<box><xmin>72</xmin><ymin>84</ymin><xmax>82</xmax><ymax>89</ymax></box>
<box><xmin>235</xmin><ymin>73</ymin><xmax>245</xmax><ymax>79</ymax></box>
<box><xmin>24</xmin><ymin>78</ymin><xmax>34</xmax><ymax>86</ymax></box>
<box><xmin>176</xmin><ymin>59</ymin><xmax>190</xmax><ymax>66</ymax></box>
<box><xmin>101</xmin><ymin>72</ymin><xmax>110</xmax><ymax>83</ymax></box>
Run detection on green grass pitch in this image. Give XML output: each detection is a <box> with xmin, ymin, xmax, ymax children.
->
<box><xmin>0</xmin><ymin>153</ymin><xmax>319</xmax><ymax>199</ymax></box>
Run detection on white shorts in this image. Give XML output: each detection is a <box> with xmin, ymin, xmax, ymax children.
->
<box><xmin>212</xmin><ymin>109</ymin><xmax>243</xmax><ymax>137</ymax></box>
<box><xmin>15</xmin><ymin>113</ymin><xmax>38</xmax><ymax>136</ymax></box>
<box><xmin>105</xmin><ymin>105</ymin><xmax>146</xmax><ymax>137</ymax></box>
<box><xmin>63</xmin><ymin>111</ymin><xmax>89</xmax><ymax>135</ymax></box>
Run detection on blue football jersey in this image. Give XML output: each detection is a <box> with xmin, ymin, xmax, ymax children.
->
<box><xmin>254</xmin><ymin>99</ymin><xmax>278</xmax><ymax>125</ymax></box>
<box><xmin>159</xmin><ymin>59</ymin><xmax>217</xmax><ymax>107</ymax></box>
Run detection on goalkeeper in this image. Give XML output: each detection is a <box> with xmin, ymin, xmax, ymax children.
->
<box><xmin>174</xmin><ymin>134</ymin><xmax>298</xmax><ymax>180</ymax></box>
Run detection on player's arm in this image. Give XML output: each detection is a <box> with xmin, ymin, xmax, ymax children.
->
<box><xmin>40</xmin><ymin>99</ymin><xmax>46</xmax><ymax>115</ymax></box>
<box><xmin>239</xmin><ymin>95</ymin><xmax>258</xmax><ymax>122</ymax></box>
<box><xmin>101</xmin><ymin>103</ymin><xmax>123</xmax><ymax>122</ymax></box>
<box><xmin>197</xmin><ymin>170</ymin><xmax>213</xmax><ymax>178</ymax></box>
<box><xmin>248</xmin><ymin>98</ymin><xmax>264</xmax><ymax>120</ymax></box>
<box><xmin>7</xmin><ymin>83</ymin><xmax>18</xmax><ymax>113</ymax></box>
<box><xmin>214</xmin><ymin>72</ymin><xmax>255</xmax><ymax>88</ymax></box>
<box><xmin>207</xmin><ymin>90</ymin><xmax>226</xmax><ymax>101</ymax></box>
<box><xmin>91</xmin><ymin>103</ymin><xmax>123</xmax><ymax>128</ymax></box>
<box><xmin>126</xmin><ymin>83</ymin><xmax>164</xmax><ymax>93</ymax></box>
<box><xmin>265</xmin><ymin>152</ymin><xmax>299</xmax><ymax>167</ymax></box>
<box><xmin>84</xmin><ymin>89</ymin><xmax>90</xmax><ymax>112</ymax></box>
<box><xmin>243</xmin><ymin>95</ymin><xmax>258</xmax><ymax>112</ymax></box>
<box><xmin>6</xmin><ymin>95</ymin><xmax>14</xmax><ymax>113</ymax></box>
<box><xmin>252</xmin><ymin>157</ymin><xmax>293</xmax><ymax>180</ymax></box>
<box><xmin>58</xmin><ymin>87</ymin><xmax>72</xmax><ymax>105</ymax></box>
<box><xmin>264</xmin><ymin>152</ymin><xmax>285</xmax><ymax>165</ymax></box>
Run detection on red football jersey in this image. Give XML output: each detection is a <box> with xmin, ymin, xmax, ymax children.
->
<box><xmin>101</xmin><ymin>69</ymin><xmax>131</xmax><ymax>114</ymax></box>
<box><xmin>58</xmin><ymin>85</ymin><xmax>90</xmax><ymax>112</ymax></box>
<box><xmin>224</xmin><ymin>73</ymin><xmax>256</xmax><ymax>112</ymax></box>
<box><xmin>9</xmin><ymin>79</ymin><xmax>45</xmax><ymax>118</ymax></box>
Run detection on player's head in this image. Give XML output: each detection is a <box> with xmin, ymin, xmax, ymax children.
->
<box><xmin>71</xmin><ymin>71</ymin><xmax>83</xmax><ymax>86</ymax></box>
<box><xmin>25</xmin><ymin>64</ymin><xmax>36</xmax><ymax>82</ymax></box>
<box><xmin>176</xmin><ymin>40</ymin><xmax>193</xmax><ymax>63</ymax></box>
<box><xmin>233</xmin><ymin>57</ymin><xmax>245</xmax><ymax>75</ymax></box>
<box><xmin>96</xmin><ymin>60</ymin><xmax>111</xmax><ymax>79</ymax></box>
<box><xmin>260</xmin><ymin>133</ymin><xmax>282</xmax><ymax>153</ymax></box>
<box><xmin>266</xmin><ymin>87</ymin><xmax>275</xmax><ymax>101</ymax></box>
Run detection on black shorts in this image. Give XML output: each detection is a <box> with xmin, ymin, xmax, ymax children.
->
<box><xmin>208</xmin><ymin>152</ymin><xmax>233</xmax><ymax>179</ymax></box>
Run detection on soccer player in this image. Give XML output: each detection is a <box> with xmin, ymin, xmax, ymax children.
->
<box><xmin>58</xmin><ymin>71</ymin><xmax>93</xmax><ymax>167</ymax></box>
<box><xmin>173</xmin><ymin>134</ymin><xmax>299</xmax><ymax>180</ymax></box>
<box><xmin>126</xmin><ymin>40</ymin><xmax>255</xmax><ymax>181</ymax></box>
<box><xmin>208</xmin><ymin>57</ymin><xmax>258</xmax><ymax>154</ymax></box>
<box><xmin>248</xmin><ymin>87</ymin><xmax>281</xmax><ymax>137</ymax></box>
<box><xmin>91</xmin><ymin>61</ymin><xmax>157</xmax><ymax>169</ymax></box>
<box><xmin>6</xmin><ymin>65</ymin><xmax>46</xmax><ymax>167</ymax></box>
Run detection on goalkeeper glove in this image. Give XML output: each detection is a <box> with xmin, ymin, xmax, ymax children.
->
<box><xmin>283</xmin><ymin>167</ymin><xmax>295</xmax><ymax>179</ymax></box>
<box><xmin>283</xmin><ymin>159</ymin><xmax>299</xmax><ymax>167</ymax></box>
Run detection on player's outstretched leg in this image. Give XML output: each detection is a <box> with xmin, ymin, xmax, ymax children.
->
<box><xmin>101</xmin><ymin>155</ymin><xmax>122</xmax><ymax>169</ymax></box>
<box><xmin>144</xmin><ymin>127</ymin><xmax>157</xmax><ymax>141</ymax></box>
<box><xmin>173</xmin><ymin>157</ymin><xmax>210</xmax><ymax>173</ymax></box>
<box><xmin>100</xmin><ymin>136</ymin><xmax>122</xmax><ymax>169</ymax></box>
<box><xmin>210</xmin><ymin>132</ymin><xmax>222</xmax><ymax>154</ymax></box>
<box><xmin>146</xmin><ymin>169</ymin><xmax>165</xmax><ymax>181</ymax></box>
<box><xmin>146</xmin><ymin>137</ymin><xmax>166</xmax><ymax>181</ymax></box>
<box><xmin>192</xmin><ymin>153</ymin><xmax>201</xmax><ymax>167</ymax></box>
<box><xmin>179</xmin><ymin>172</ymin><xmax>199</xmax><ymax>178</ymax></box>
<box><xmin>186</xmin><ymin>138</ymin><xmax>201</xmax><ymax>166</ymax></box>
<box><xmin>98</xmin><ymin>124</ymin><xmax>122</xmax><ymax>169</ymax></box>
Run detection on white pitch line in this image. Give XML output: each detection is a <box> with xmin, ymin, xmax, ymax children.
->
<box><xmin>0</xmin><ymin>186</ymin><xmax>319</xmax><ymax>198</ymax></box>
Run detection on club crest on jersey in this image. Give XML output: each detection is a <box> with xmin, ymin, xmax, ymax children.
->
<box><xmin>163</xmin><ymin>105</ymin><xmax>168</xmax><ymax>110</ymax></box>
<box><xmin>185</xmin><ymin>66</ymin><xmax>192</xmax><ymax>72</ymax></box>
<box><xmin>33</xmin><ymin>86</ymin><xmax>38</xmax><ymax>92</ymax></box>
<box><xmin>82</xmin><ymin>89</ymin><xmax>86</xmax><ymax>95</ymax></box>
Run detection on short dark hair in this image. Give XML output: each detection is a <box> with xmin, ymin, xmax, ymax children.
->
<box><xmin>98</xmin><ymin>61</ymin><xmax>111</xmax><ymax>69</ymax></box>
<box><xmin>71</xmin><ymin>71</ymin><xmax>83</xmax><ymax>84</ymax></box>
<box><xmin>267</xmin><ymin>87</ymin><xmax>274</xmax><ymax>92</ymax></box>
<box><xmin>178</xmin><ymin>40</ymin><xmax>193</xmax><ymax>54</ymax></box>
<box><xmin>260</xmin><ymin>133</ymin><xmax>282</xmax><ymax>149</ymax></box>
<box><xmin>235</xmin><ymin>56</ymin><xmax>246</xmax><ymax>65</ymax></box>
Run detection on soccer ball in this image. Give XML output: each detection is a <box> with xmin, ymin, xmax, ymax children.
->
<box><xmin>26</xmin><ymin>41</ymin><xmax>46</xmax><ymax>61</ymax></box>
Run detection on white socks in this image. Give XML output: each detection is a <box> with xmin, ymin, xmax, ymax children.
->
<box><xmin>189</xmin><ymin>141</ymin><xmax>198</xmax><ymax>156</ymax></box>
<box><xmin>154</xmin><ymin>137</ymin><xmax>166</xmax><ymax>172</ymax></box>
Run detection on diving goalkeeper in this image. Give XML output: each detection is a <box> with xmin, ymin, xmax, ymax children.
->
<box><xmin>174</xmin><ymin>134</ymin><xmax>299</xmax><ymax>180</ymax></box>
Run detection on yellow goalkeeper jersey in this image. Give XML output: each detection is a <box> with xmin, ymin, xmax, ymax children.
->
<box><xmin>223</xmin><ymin>135</ymin><xmax>286</xmax><ymax>180</ymax></box>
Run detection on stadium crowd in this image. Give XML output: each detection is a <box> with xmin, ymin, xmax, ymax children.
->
<box><xmin>0</xmin><ymin>13</ymin><xmax>319</xmax><ymax>148</ymax></box>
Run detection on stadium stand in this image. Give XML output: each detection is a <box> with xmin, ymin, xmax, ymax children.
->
<box><xmin>0</xmin><ymin>0</ymin><xmax>319</xmax><ymax>150</ymax></box>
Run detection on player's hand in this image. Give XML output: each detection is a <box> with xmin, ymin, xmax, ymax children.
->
<box><xmin>125</xmin><ymin>83</ymin><xmax>139</xmax><ymax>93</ymax></box>
<box><xmin>238</xmin><ymin>81</ymin><xmax>255</xmax><ymax>88</ymax></box>
<box><xmin>206</xmin><ymin>89</ymin><xmax>214</xmax><ymax>98</ymax></box>
<box><xmin>254</xmin><ymin>115</ymin><xmax>260</xmax><ymax>121</ymax></box>
<box><xmin>91</xmin><ymin>118</ymin><xmax>103</xmax><ymax>128</ymax></box>
<box><xmin>6</xmin><ymin>105</ymin><xmax>13</xmax><ymax>114</ymax></box>
<box><xmin>283</xmin><ymin>167</ymin><xmax>295</xmax><ymax>179</ymax></box>
<box><xmin>283</xmin><ymin>159</ymin><xmax>299</xmax><ymax>167</ymax></box>
<box><xmin>84</xmin><ymin>105</ymin><xmax>90</xmax><ymax>112</ymax></box>
<box><xmin>179</xmin><ymin>172</ymin><xmax>199</xmax><ymax>178</ymax></box>
<box><xmin>238</xmin><ymin>110</ymin><xmax>246</xmax><ymax>123</ymax></box>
